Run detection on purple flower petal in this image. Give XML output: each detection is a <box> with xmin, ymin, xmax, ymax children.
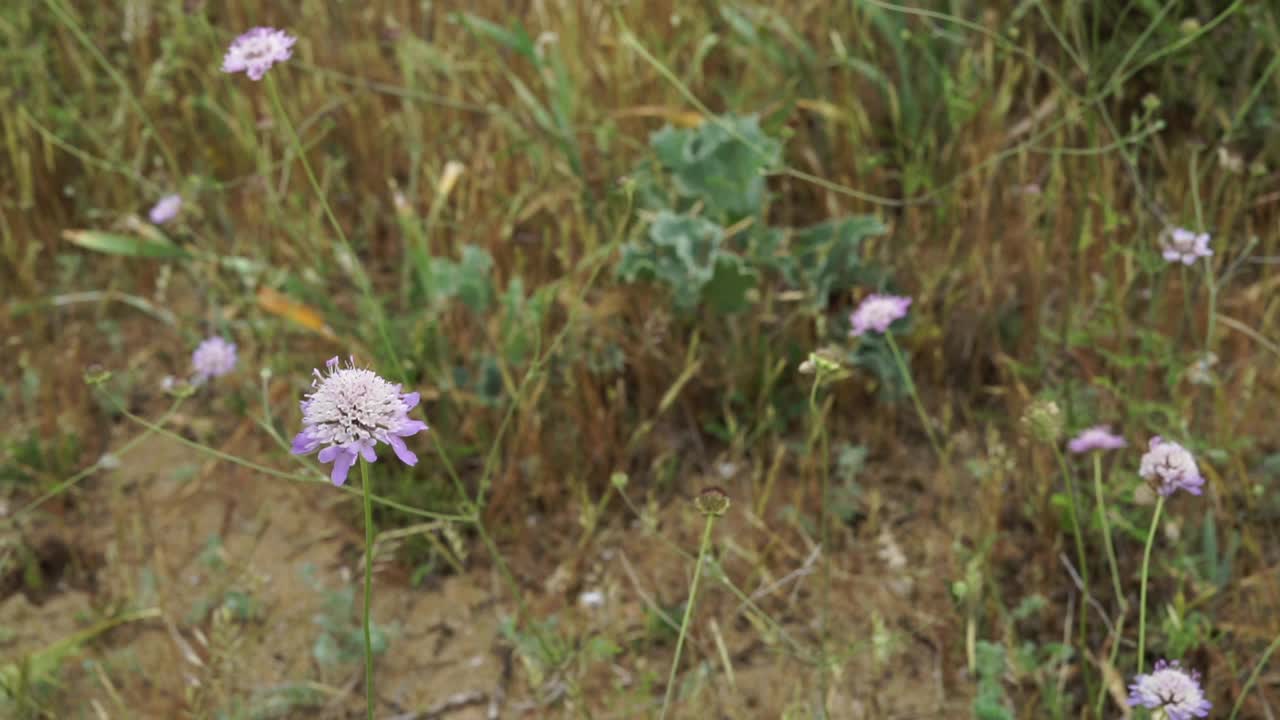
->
<box><xmin>292</xmin><ymin>356</ymin><xmax>430</xmax><ymax>481</ymax></box>
<box><xmin>1067</xmin><ymin>425</ymin><xmax>1127</xmax><ymax>454</ymax></box>
<box><xmin>222</xmin><ymin>27</ymin><xmax>295</xmax><ymax>81</ymax></box>
<box><xmin>148</xmin><ymin>194</ymin><xmax>182</xmax><ymax>224</ymax></box>
<box><xmin>329</xmin><ymin>450</ymin><xmax>357</xmax><ymax>486</ymax></box>
<box><xmin>395</xmin><ymin>419</ymin><xmax>428</xmax><ymax>437</ymax></box>
<box><xmin>191</xmin><ymin>337</ymin><xmax>237</xmax><ymax>382</ymax></box>
<box><xmin>1140</xmin><ymin>436</ymin><xmax>1205</xmax><ymax>498</ymax></box>
<box><xmin>290</xmin><ymin>430</ymin><xmax>314</xmax><ymax>455</ymax></box>
<box><xmin>849</xmin><ymin>293</ymin><xmax>913</xmax><ymax>337</ymax></box>
<box><xmin>387</xmin><ymin>435</ymin><xmax>418</xmax><ymax>466</ymax></box>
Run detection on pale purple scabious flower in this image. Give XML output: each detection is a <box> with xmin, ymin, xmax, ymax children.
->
<box><xmin>291</xmin><ymin>357</ymin><xmax>428</xmax><ymax>486</ymax></box>
<box><xmin>1067</xmin><ymin>425</ymin><xmax>1127</xmax><ymax>454</ymax></box>
<box><xmin>849</xmin><ymin>294</ymin><xmax>912</xmax><ymax>336</ymax></box>
<box><xmin>1139</xmin><ymin>436</ymin><xmax>1205</xmax><ymax>497</ymax></box>
<box><xmin>221</xmin><ymin>27</ymin><xmax>296</xmax><ymax>81</ymax></box>
<box><xmin>1127</xmin><ymin>659</ymin><xmax>1212</xmax><ymax>719</ymax></box>
<box><xmin>148</xmin><ymin>194</ymin><xmax>182</xmax><ymax>224</ymax></box>
<box><xmin>192</xmin><ymin>337</ymin><xmax>238</xmax><ymax>382</ymax></box>
<box><xmin>1160</xmin><ymin>227</ymin><xmax>1213</xmax><ymax>265</ymax></box>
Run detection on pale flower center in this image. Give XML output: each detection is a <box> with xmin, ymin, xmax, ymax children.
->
<box><xmin>862</xmin><ymin>300</ymin><xmax>899</xmax><ymax>326</ymax></box>
<box><xmin>304</xmin><ymin>369</ymin><xmax>404</xmax><ymax>446</ymax></box>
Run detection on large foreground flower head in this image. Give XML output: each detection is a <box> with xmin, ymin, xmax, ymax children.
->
<box><xmin>849</xmin><ymin>293</ymin><xmax>912</xmax><ymax>336</ymax></box>
<box><xmin>1139</xmin><ymin>436</ymin><xmax>1205</xmax><ymax>497</ymax></box>
<box><xmin>192</xmin><ymin>336</ymin><xmax>237</xmax><ymax>383</ymax></box>
<box><xmin>1127</xmin><ymin>659</ymin><xmax>1212</xmax><ymax>719</ymax></box>
<box><xmin>1160</xmin><ymin>227</ymin><xmax>1213</xmax><ymax>265</ymax></box>
<box><xmin>221</xmin><ymin>27</ymin><xmax>296</xmax><ymax>81</ymax></box>
<box><xmin>1068</xmin><ymin>425</ymin><xmax>1127</xmax><ymax>454</ymax></box>
<box><xmin>291</xmin><ymin>357</ymin><xmax>428</xmax><ymax>486</ymax></box>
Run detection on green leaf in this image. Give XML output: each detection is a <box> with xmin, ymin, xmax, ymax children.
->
<box><xmin>455</xmin><ymin>13</ymin><xmax>536</xmax><ymax>62</ymax></box>
<box><xmin>703</xmin><ymin>254</ymin><xmax>757</xmax><ymax>313</ymax></box>
<box><xmin>427</xmin><ymin>244</ymin><xmax>494</xmax><ymax>313</ymax></box>
<box><xmin>789</xmin><ymin>216</ymin><xmax>886</xmax><ymax>308</ymax></box>
<box><xmin>456</xmin><ymin>245</ymin><xmax>495</xmax><ymax>313</ymax></box>
<box><xmin>649</xmin><ymin>114</ymin><xmax>782</xmax><ymax>221</ymax></box>
<box><xmin>63</xmin><ymin>230</ymin><xmax>190</xmax><ymax>259</ymax></box>
<box><xmin>619</xmin><ymin>211</ymin><xmax>726</xmax><ymax>310</ymax></box>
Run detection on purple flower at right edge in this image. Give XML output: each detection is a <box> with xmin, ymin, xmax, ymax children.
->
<box><xmin>1067</xmin><ymin>425</ymin><xmax>1127</xmax><ymax>454</ymax></box>
<box><xmin>849</xmin><ymin>294</ymin><xmax>912</xmax><ymax>336</ymax></box>
<box><xmin>1160</xmin><ymin>227</ymin><xmax>1213</xmax><ymax>265</ymax></box>
<box><xmin>221</xmin><ymin>27</ymin><xmax>296</xmax><ymax>81</ymax></box>
<box><xmin>1139</xmin><ymin>436</ymin><xmax>1205</xmax><ymax>497</ymax></box>
<box><xmin>291</xmin><ymin>357</ymin><xmax>428</xmax><ymax>486</ymax></box>
<box><xmin>1127</xmin><ymin>659</ymin><xmax>1212</xmax><ymax>719</ymax></box>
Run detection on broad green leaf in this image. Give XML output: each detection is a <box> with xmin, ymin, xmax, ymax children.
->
<box><xmin>63</xmin><ymin>230</ymin><xmax>190</xmax><ymax>259</ymax></box>
<box><xmin>456</xmin><ymin>244</ymin><xmax>495</xmax><ymax>313</ymax></box>
<box><xmin>649</xmin><ymin>114</ymin><xmax>782</xmax><ymax>221</ymax></box>
<box><xmin>703</xmin><ymin>254</ymin><xmax>757</xmax><ymax>314</ymax></box>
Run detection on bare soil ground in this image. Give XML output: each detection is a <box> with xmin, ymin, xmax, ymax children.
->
<box><xmin>4</xmin><ymin>417</ymin><xmax>972</xmax><ymax>718</ymax></box>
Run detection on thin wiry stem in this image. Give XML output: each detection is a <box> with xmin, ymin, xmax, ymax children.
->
<box><xmin>1229</xmin><ymin>631</ymin><xmax>1280</xmax><ymax>720</ymax></box>
<box><xmin>105</xmin><ymin>391</ymin><xmax>469</xmax><ymax>522</ymax></box>
<box><xmin>1052</xmin><ymin>444</ymin><xmax>1091</xmax><ymax>649</ymax></box>
<box><xmin>885</xmin><ymin>333</ymin><xmax>947</xmax><ymax>469</ymax></box>
<box><xmin>1093</xmin><ymin>453</ymin><xmax>1127</xmax><ymax>611</ymax></box>
<box><xmin>1137</xmin><ymin>496</ymin><xmax>1165</xmax><ymax>675</ymax></box>
<box><xmin>9</xmin><ymin>396</ymin><xmax>185</xmax><ymax>524</ymax></box>
<box><xmin>359</xmin><ymin>459</ymin><xmax>377</xmax><ymax>720</ymax></box>
<box><xmin>263</xmin><ymin>75</ymin><xmax>407</xmax><ymax>384</ymax></box>
<box><xmin>807</xmin><ymin>370</ymin><xmax>832</xmax><ymax>718</ymax></box>
<box><xmin>659</xmin><ymin>513</ymin><xmax>718</xmax><ymax>720</ymax></box>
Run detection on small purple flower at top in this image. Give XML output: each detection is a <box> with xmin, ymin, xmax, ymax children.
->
<box><xmin>1067</xmin><ymin>425</ymin><xmax>1127</xmax><ymax>454</ymax></box>
<box><xmin>149</xmin><ymin>194</ymin><xmax>182</xmax><ymax>225</ymax></box>
<box><xmin>1160</xmin><ymin>227</ymin><xmax>1213</xmax><ymax>265</ymax></box>
<box><xmin>291</xmin><ymin>357</ymin><xmax>428</xmax><ymax>486</ymax></box>
<box><xmin>221</xmin><ymin>27</ymin><xmax>296</xmax><ymax>81</ymax></box>
<box><xmin>192</xmin><ymin>336</ymin><xmax>238</xmax><ymax>383</ymax></box>
<box><xmin>849</xmin><ymin>294</ymin><xmax>912</xmax><ymax>336</ymax></box>
<box><xmin>1139</xmin><ymin>436</ymin><xmax>1205</xmax><ymax>497</ymax></box>
<box><xmin>1127</xmin><ymin>659</ymin><xmax>1212</xmax><ymax>719</ymax></box>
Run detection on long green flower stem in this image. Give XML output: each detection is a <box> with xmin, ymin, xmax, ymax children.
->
<box><xmin>359</xmin><ymin>459</ymin><xmax>377</xmax><ymax>720</ymax></box>
<box><xmin>263</xmin><ymin>75</ymin><xmax>406</xmax><ymax>384</ymax></box>
<box><xmin>884</xmin><ymin>333</ymin><xmax>947</xmax><ymax>469</ymax></box>
<box><xmin>659</xmin><ymin>512</ymin><xmax>719</xmax><ymax>720</ymax></box>
<box><xmin>1136</xmin><ymin>495</ymin><xmax>1166</xmax><ymax>675</ymax></box>
<box><xmin>1093</xmin><ymin>454</ymin><xmax>1126</xmax><ymax>610</ymax></box>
